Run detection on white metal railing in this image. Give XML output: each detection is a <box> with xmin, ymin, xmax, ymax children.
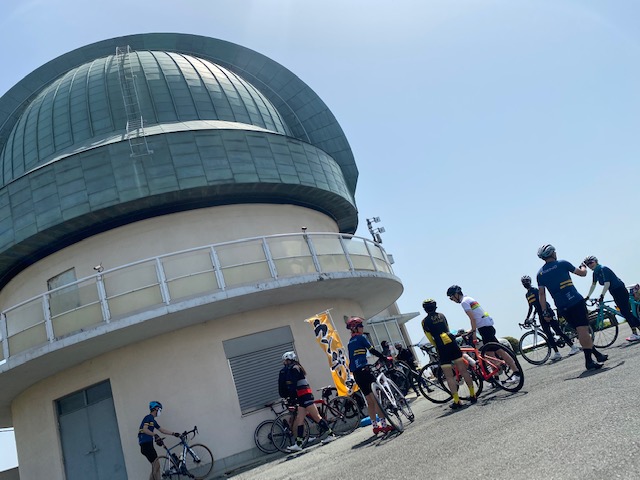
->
<box><xmin>0</xmin><ymin>233</ymin><xmax>393</xmax><ymax>362</ymax></box>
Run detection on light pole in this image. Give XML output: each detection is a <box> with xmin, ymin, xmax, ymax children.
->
<box><xmin>366</xmin><ymin>217</ymin><xmax>385</xmax><ymax>244</ymax></box>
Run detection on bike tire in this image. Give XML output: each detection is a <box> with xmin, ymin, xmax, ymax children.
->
<box><xmin>158</xmin><ymin>455</ymin><xmax>183</xmax><ymax>479</ymax></box>
<box><xmin>417</xmin><ymin>362</ymin><xmax>451</xmax><ymax>403</ymax></box>
<box><xmin>326</xmin><ymin>396</ymin><xmax>360</xmax><ymax>435</ymax></box>
<box><xmin>518</xmin><ymin>330</ymin><xmax>551</xmax><ymax>365</ymax></box>
<box><xmin>254</xmin><ymin>419</ymin><xmax>278</xmax><ymax>454</ymax></box>
<box><xmin>436</xmin><ymin>361</ymin><xmax>484</xmax><ymax>400</ymax></box>
<box><xmin>270</xmin><ymin>411</ymin><xmax>310</xmax><ymax>453</ymax></box>
<box><xmin>387</xmin><ymin>379</ymin><xmax>414</xmax><ymax>422</ymax></box>
<box><xmin>480</xmin><ymin>342</ymin><xmax>524</xmax><ymax>393</ymax></box>
<box><xmin>386</xmin><ymin>369</ymin><xmax>410</xmax><ymax>396</ymax></box>
<box><xmin>590</xmin><ymin>311</ymin><xmax>619</xmax><ymax>348</ymax></box>
<box><xmin>183</xmin><ymin>443</ymin><xmax>214</xmax><ymax>480</ymax></box>
<box><xmin>371</xmin><ymin>382</ymin><xmax>403</xmax><ymax>432</ymax></box>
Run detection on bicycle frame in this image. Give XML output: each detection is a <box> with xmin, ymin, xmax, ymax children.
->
<box><xmin>457</xmin><ymin>339</ymin><xmax>508</xmax><ymax>383</ymax></box>
<box><xmin>159</xmin><ymin>427</ymin><xmax>205</xmax><ymax>478</ymax></box>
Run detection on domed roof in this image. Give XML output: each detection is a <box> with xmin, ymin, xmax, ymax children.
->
<box><xmin>0</xmin><ymin>50</ymin><xmax>289</xmax><ymax>183</ymax></box>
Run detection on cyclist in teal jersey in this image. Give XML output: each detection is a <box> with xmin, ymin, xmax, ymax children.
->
<box><xmin>584</xmin><ymin>256</ymin><xmax>640</xmax><ymax>342</ymax></box>
<box><xmin>536</xmin><ymin>244</ymin><xmax>608</xmax><ymax>371</ymax></box>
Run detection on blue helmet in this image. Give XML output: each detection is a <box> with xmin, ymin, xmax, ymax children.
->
<box><xmin>149</xmin><ymin>401</ymin><xmax>163</xmax><ymax>411</ymax></box>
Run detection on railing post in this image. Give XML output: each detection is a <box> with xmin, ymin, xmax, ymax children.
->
<box><xmin>42</xmin><ymin>295</ymin><xmax>55</xmax><ymax>342</ymax></box>
<box><xmin>155</xmin><ymin>258</ymin><xmax>171</xmax><ymax>305</ymax></box>
<box><xmin>96</xmin><ymin>275</ymin><xmax>111</xmax><ymax>323</ymax></box>
<box><xmin>338</xmin><ymin>236</ymin><xmax>355</xmax><ymax>272</ymax></box>
<box><xmin>262</xmin><ymin>238</ymin><xmax>278</xmax><ymax>279</ymax></box>
<box><xmin>363</xmin><ymin>239</ymin><xmax>380</xmax><ymax>272</ymax></box>
<box><xmin>210</xmin><ymin>247</ymin><xmax>226</xmax><ymax>290</ymax></box>
<box><xmin>0</xmin><ymin>313</ymin><xmax>10</xmax><ymax>361</ymax></box>
<box><xmin>304</xmin><ymin>234</ymin><xmax>322</xmax><ymax>273</ymax></box>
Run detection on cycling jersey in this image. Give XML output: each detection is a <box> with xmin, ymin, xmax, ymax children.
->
<box><xmin>592</xmin><ymin>265</ymin><xmax>625</xmax><ymax>290</ymax></box>
<box><xmin>138</xmin><ymin>414</ymin><xmax>160</xmax><ymax>444</ymax></box>
<box><xmin>461</xmin><ymin>296</ymin><xmax>493</xmax><ymax>328</ymax></box>
<box><xmin>421</xmin><ymin>312</ymin><xmax>463</xmax><ymax>365</ymax></box>
<box><xmin>396</xmin><ymin>347</ymin><xmax>416</xmax><ymax>367</ymax></box>
<box><xmin>537</xmin><ymin>260</ymin><xmax>582</xmax><ymax>310</ymax></box>
<box><xmin>348</xmin><ymin>334</ymin><xmax>374</xmax><ymax>371</ymax></box>
<box><xmin>278</xmin><ymin>364</ymin><xmax>312</xmax><ymax>401</ymax></box>
<box><xmin>526</xmin><ymin>286</ymin><xmax>552</xmax><ymax>317</ymax></box>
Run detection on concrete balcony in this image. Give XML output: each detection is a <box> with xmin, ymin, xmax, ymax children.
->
<box><xmin>0</xmin><ymin>232</ymin><xmax>401</xmax><ymax>425</ymax></box>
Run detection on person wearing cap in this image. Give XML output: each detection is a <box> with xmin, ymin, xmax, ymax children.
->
<box><xmin>138</xmin><ymin>401</ymin><xmax>180</xmax><ymax>480</ymax></box>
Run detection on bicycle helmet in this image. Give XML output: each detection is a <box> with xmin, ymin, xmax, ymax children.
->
<box><xmin>149</xmin><ymin>401</ymin><xmax>163</xmax><ymax>411</ymax></box>
<box><xmin>521</xmin><ymin>275</ymin><xmax>532</xmax><ymax>285</ymax></box>
<box><xmin>584</xmin><ymin>255</ymin><xmax>598</xmax><ymax>265</ymax></box>
<box><xmin>446</xmin><ymin>285</ymin><xmax>462</xmax><ymax>297</ymax></box>
<box><xmin>394</xmin><ymin>342</ymin><xmax>403</xmax><ymax>349</ymax></box>
<box><xmin>422</xmin><ymin>298</ymin><xmax>437</xmax><ymax>312</ymax></box>
<box><xmin>346</xmin><ymin>316</ymin><xmax>365</xmax><ymax>331</ymax></box>
<box><xmin>537</xmin><ymin>244</ymin><xmax>556</xmax><ymax>259</ymax></box>
<box><xmin>281</xmin><ymin>351</ymin><xmax>297</xmax><ymax>361</ymax></box>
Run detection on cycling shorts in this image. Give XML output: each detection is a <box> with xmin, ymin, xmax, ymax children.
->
<box><xmin>353</xmin><ymin>368</ymin><xmax>376</xmax><ymax>396</ymax></box>
<box><xmin>297</xmin><ymin>393</ymin><xmax>315</xmax><ymax>408</ymax></box>
<box><xmin>559</xmin><ymin>299</ymin><xmax>589</xmax><ymax>329</ymax></box>
<box><xmin>438</xmin><ymin>341</ymin><xmax>463</xmax><ymax>365</ymax></box>
<box><xmin>478</xmin><ymin>325</ymin><xmax>498</xmax><ymax>344</ymax></box>
<box><xmin>140</xmin><ymin>441</ymin><xmax>157</xmax><ymax>463</ymax></box>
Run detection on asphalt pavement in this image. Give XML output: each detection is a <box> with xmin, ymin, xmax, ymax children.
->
<box><xmin>221</xmin><ymin>335</ymin><xmax>640</xmax><ymax>480</ymax></box>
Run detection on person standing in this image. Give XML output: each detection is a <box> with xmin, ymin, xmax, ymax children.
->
<box><xmin>278</xmin><ymin>351</ymin><xmax>335</xmax><ymax>452</ymax></box>
<box><xmin>346</xmin><ymin>316</ymin><xmax>394</xmax><ymax>434</ymax></box>
<box><xmin>421</xmin><ymin>299</ymin><xmax>476</xmax><ymax>409</ymax></box>
<box><xmin>584</xmin><ymin>256</ymin><xmax>640</xmax><ymax>342</ymax></box>
<box><xmin>138</xmin><ymin>401</ymin><xmax>181</xmax><ymax>480</ymax></box>
<box><xmin>536</xmin><ymin>244</ymin><xmax>608</xmax><ymax>371</ymax></box>
<box><xmin>521</xmin><ymin>274</ymin><xmax>580</xmax><ymax>360</ymax></box>
<box><xmin>447</xmin><ymin>285</ymin><xmax>522</xmax><ymax>384</ymax></box>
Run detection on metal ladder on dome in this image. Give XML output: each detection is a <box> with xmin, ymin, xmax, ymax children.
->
<box><xmin>115</xmin><ymin>46</ymin><xmax>153</xmax><ymax>157</ymax></box>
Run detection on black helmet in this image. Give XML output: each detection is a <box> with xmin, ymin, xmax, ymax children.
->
<box><xmin>446</xmin><ymin>285</ymin><xmax>462</xmax><ymax>297</ymax></box>
<box><xmin>521</xmin><ymin>275</ymin><xmax>532</xmax><ymax>285</ymax></box>
<box><xmin>584</xmin><ymin>255</ymin><xmax>598</xmax><ymax>265</ymax></box>
<box><xmin>537</xmin><ymin>244</ymin><xmax>556</xmax><ymax>259</ymax></box>
<box><xmin>422</xmin><ymin>298</ymin><xmax>437</xmax><ymax>312</ymax></box>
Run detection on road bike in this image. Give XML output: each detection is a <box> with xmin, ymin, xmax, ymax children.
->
<box><xmin>586</xmin><ymin>299</ymin><xmax>622</xmax><ymax>348</ymax></box>
<box><xmin>369</xmin><ymin>360</ymin><xmax>415</xmax><ymax>433</ymax></box>
<box><xmin>269</xmin><ymin>388</ymin><xmax>360</xmax><ymax>452</ymax></box>
<box><xmin>418</xmin><ymin>334</ymin><xmax>524</xmax><ymax>403</ymax></box>
<box><xmin>253</xmin><ymin>400</ymin><xmax>288</xmax><ymax>454</ymax></box>
<box><xmin>518</xmin><ymin>314</ymin><xmax>581</xmax><ymax>365</ymax></box>
<box><xmin>157</xmin><ymin>426</ymin><xmax>214</xmax><ymax>480</ymax></box>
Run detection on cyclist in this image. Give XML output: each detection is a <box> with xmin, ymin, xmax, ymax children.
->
<box><xmin>584</xmin><ymin>256</ymin><xmax>640</xmax><ymax>342</ymax></box>
<box><xmin>380</xmin><ymin>340</ymin><xmax>392</xmax><ymax>357</ymax></box>
<box><xmin>394</xmin><ymin>342</ymin><xmax>418</xmax><ymax>371</ymax></box>
<box><xmin>138</xmin><ymin>401</ymin><xmax>181</xmax><ymax>480</ymax></box>
<box><xmin>536</xmin><ymin>244</ymin><xmax>608</xmax><ymax>371</ymax></box>
<box><xmin>421</xmin><ymin>299</ymin><xmax>476</xmax><ymax>409</ymax></box>
<box><xmin>521</xmin><ymin>274</ymin><xmax>580</xmax><ymax>360</ymax></box>
<box><xmin>346</xmin><ymin>316</ymin><xmax>394</xmax><ymax>434</ymax></box>
<box><xmin>278</xmin><ymin>351</ymin><xmax>336</xmax><ymax>452</ymax></box>
<box><xmin>447</xmin><ymin>285</ymin><xmax>522</xmax><ymax>384</ymax></box>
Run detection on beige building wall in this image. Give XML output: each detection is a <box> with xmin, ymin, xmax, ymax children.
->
<box><xmin>0</xmin><ymin>203</ymin><xmax>338</xmax><ymax>308</ymax></box>
<box><xmin>12</xmin><ymin>296</ymin><xmax>363</xmax><ymax>480</ymax></box>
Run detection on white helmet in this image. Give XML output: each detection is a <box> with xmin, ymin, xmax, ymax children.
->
<box><xmin>537</xmin><ymin>244</ymin><xmax>556</xmax><ymax>259</ymax></box>
<box><xmin>282</xmin><ymin>351</ymin><xmax>297</xmax><ymax>361</ymax></box>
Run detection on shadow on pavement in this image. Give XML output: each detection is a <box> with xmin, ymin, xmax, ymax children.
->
<box><xmin>565</xmin><ymin>360</ymin><xmax>625</xmax><ymax>380</ymax></box>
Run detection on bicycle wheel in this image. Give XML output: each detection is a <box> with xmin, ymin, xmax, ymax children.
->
<box><xmin>158</xmin><ymin>455</ymin><xmax>182</xmax><ymax>479</ymax></box>
<box><xmin>480</xmin><ymin>342</ymin><xmax>524</xmax><ymax>393</ymax></box>
<box><xmin>270</xmin><ymin>411</ymin><xmax>310</xmax><ymax>452</ymax></box>
<box><xmin>183</xmin><ymin>443</ymin><xmax>214</xmax><ymax>480</ymax></box>
<box><xmin>417</xmin><ymin>362</ymin><xmax>451</xmax><ymax>403</ymax></box>
<box><xmin>387</xmin><ymin>379</ymin><xmax>414</xmax><ymax>422</ymax></box>
<box><xmin>590</xmin><ymin>311</ymin><xmax>619</xmax><ymax>348</ymax></box>
<box><xmin>326</xmin><ymin>396</ymin><xmax>360</xmax><ymax>435</ymax></box>
<box><xmin>518</xmin><ymin>330</ymin><xmax>551</xmax><ymax>365</ymax></box>
<box><xmin>371</xmin><ymin>382</ymin><xmax>403</xmax><ymax>432</ymax></box>
<box><xmin>254</xmin><ymin>419</ymin><xmax>278</xmax><ymax>454</ymax></box>
<box><xmin>436</xmin><ymin>361</ymin><xmax>483</xmax><ymax>400</ymax></box>
<box><xmin>350</xmin><ymin>390</ymin><xmax>368</xmax><ymax>419</ymax></box>
<box><xmin>386</xmin><ymin>369</ymin><xmax>410</xmax><ymax>396</ymax></box>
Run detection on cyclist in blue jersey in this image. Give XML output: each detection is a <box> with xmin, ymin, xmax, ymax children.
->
<box><xmin>521</xmin><ymin>275</ymin><xmax>580</xmax><ymax>360</ymax></box>
<box><xmin>346</xmin><ymin>316</ymin><xmax>394</xmax><ymax>434</ymax></box>
<box><xmin>536</xmin><ymin>244</ymin><xmax>608</xmax><ymax>371</ymax></box>
<box><xmin>277</xmin><ymin>351</ymin><xmax>336</xmax><ymax>452</ymax></box>
<box><xmin>584</xmin><ymin>256</ymin><xmax>640</xmax><ymax>342</ymax></box>
<box><xmin>138</xmin><ymin>401</ymin><xmax>180</xmax><ymax>480</ymax></box>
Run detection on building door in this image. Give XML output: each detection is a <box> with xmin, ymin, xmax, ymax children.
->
<box><xmin>57</xmin><ymin>380</ymin><xmax>127</xmax><ymax>480</ymax></box>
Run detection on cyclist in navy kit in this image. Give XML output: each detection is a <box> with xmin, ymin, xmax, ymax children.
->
<box><xmin>584</xmin><ymin>256</ymin><xmax>640</xmax><ymax>342</ymax></box>
<box><xmin>138</xmin><ymin>401</ymin><xmax>180</xmax><ymax>480</ymax></box>
<box><xmin>536</xmin><ymin>244</ymin><xmax>608</xmax><ymax>371</ymax></box>
<box><xmin>521</xmin><ymin>275</ymin><xmax>580</xmax><ymax>361</ymax></box>
<box><xmin>346</xmin><ymin>316</ymin><xmax>394</xmax><ymax>434</ymax></box>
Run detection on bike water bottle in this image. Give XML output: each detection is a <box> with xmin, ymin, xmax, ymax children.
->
<box><xmin>462</xmin><ymin>353</ymin><xmax>477</xmax><ymax>367</ymax></box>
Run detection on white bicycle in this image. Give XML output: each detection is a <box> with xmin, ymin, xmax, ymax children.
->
<box><xmin>369</xmin><ymin>360</ymin><xmax>415</xmax><ymax>432</ymax></box>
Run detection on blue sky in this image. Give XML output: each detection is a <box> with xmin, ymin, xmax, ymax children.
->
<box><xmin>1</xmin><ymin>0</ymin><xmax>639</xmax><ymax>471</ymax></box>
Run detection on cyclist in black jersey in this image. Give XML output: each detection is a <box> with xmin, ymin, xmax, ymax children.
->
<box><xmin>394</xmin><ymin>343</ymin><xmax>418</xmax><ymax>371</ymax></box>
<box><xmin>521</xmin><ymin>275</ymin><xmax>580</xmax><ymax>360</ymax></box>
<box><xmin>421</xmin><ymin>299</ymin><xmax>476</xmax><ymax>409</ymax></box>
<box><xmin>138</xmin><ymin>401</ymin><xmax>181</xmax><ymax>480</ymax></box>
